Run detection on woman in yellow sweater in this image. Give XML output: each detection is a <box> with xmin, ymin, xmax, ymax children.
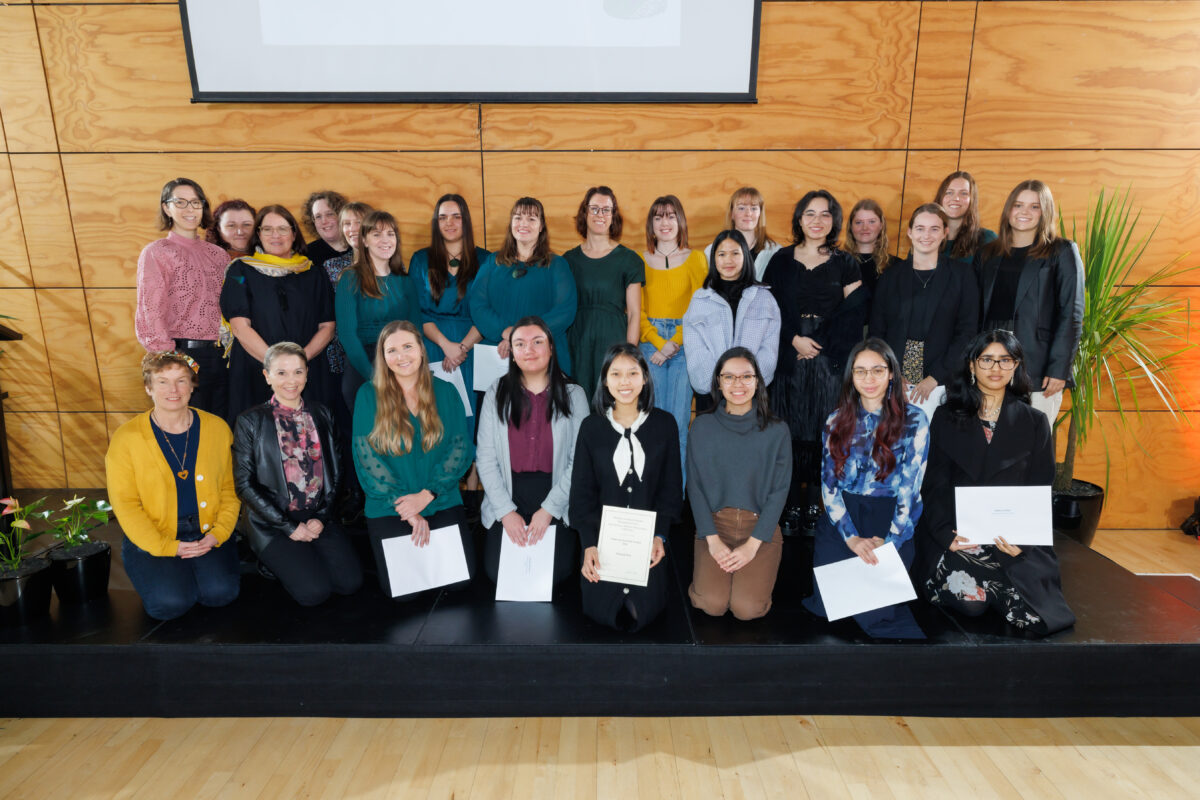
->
<box><xmin>106</xmin><ymin>351</ymin><xmax>241</xmax><ymax>620</ymax></box>
<box><xmin>639</xmin><ymin>195</ymin><xmax>708</xmax><ymax>482</ymax></box>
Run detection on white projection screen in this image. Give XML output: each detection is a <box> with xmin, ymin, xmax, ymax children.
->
<box><xmin>180</xmin><ymin>0</ymin><xmax>761</xmax><ymax>103</ymax></box>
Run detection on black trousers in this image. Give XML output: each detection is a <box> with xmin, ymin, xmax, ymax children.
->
<box><xmin>482</xmin><ymin>471</ymin><xmax>578</xmax><ymax>586</ymax></box>
<box><xmin>175</xmin><ymin>339</ymin><xmax>228</xmax><ymax>422</ymax></box>
<box><xmin>257</xmin><ymin>520</ymin><xmax>363</xmax><ymax>607</ymax></box>
<box><xmin>366</xmin><ymin>505</ymin><xmax>475</xmax><ymax>599</ymax></box>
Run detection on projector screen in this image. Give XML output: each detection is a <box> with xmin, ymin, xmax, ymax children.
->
<box><xmin>180</xmin><ymin>0</ymin><xmax>760</xmax><ymax>103</ymax></box>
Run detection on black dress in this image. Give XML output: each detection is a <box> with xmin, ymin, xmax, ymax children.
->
<box><xmin>305</xmin><ymin>239</ymin><xmax>351</xmax><ymax>274</ymax></box>
<box><xmin>853</xmin><ymin>252</ymin><xmax>901</xmax><ymax>302</ymax></box>
<box><xmin>569</xmin><ymin>409</ymin><xmax>682</xmax><ymax>631</ymax></box>
<box><xmin>219</xmin><ymin>260</ymin><xmax>336</xmax><ymax>422</ymax></box>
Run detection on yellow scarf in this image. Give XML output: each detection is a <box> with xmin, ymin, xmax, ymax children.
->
<box><xmin>240</xmin><ymin>250</ymin><xmax>312</xmax><ymax>277</ymax></box>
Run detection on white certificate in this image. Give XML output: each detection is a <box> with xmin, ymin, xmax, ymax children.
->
<box><xmin>472</xmin><ymin>344</ymin><xmax>509</xmax><ymax>392</ymax></box>
<box><xmin>380</xmin><ymin>524</ymin><xmax>470</xmax><ymax>598</ymax></box>
<box><xmin>955</xmin><ymin>485</ymin><xmax>1053</xmax><ymax>546</ymax></box>
<box><xmin>495</xmin><ymin>525</ymin><xmax>557</xmax><ymax>603</ymax></box>
<box><xmin>813</xmin><ymin>542</ymin><xmax>917</xmax><ymax>622</ymax></box>
<box><xmin>597</xmin><ymin>506</ymin><xmax>657</xmax><ymax>587</ymax></box>
<box><xmin>906</xmin><ymin>384</ymin><xmax>946</xmax><ymax>423</ymax></box>
<box><xmin>430</xmin><ymin>361</ymin><xmax>473</xmax><ymax>417</ymax></box>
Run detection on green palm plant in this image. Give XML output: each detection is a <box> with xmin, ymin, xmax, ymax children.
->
<box><xmin>1054</xmin><ymin>187</ymin><xmax>1195</xmax><ymax>494</ymax></box>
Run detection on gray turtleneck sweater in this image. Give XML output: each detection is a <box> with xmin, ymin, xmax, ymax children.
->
<box><xmin>686</xmin><ymin>403</ymin><xmax>792</xmax><ymax>541</ymax></box>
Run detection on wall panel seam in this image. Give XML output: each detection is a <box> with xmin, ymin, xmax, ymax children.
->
<box><xmin>956</xmin><ymin>1</ymin><xmax>980</xmax><ymax>168</ymax></box>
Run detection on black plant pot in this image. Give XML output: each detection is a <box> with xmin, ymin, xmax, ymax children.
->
<box><xmin>0</xmin><ymin>557</ymin><xmax>53</xmax><ymax>625</ymax></box>
<box><xmin>49</xmin><ymin>540</ymin><xmax>111</xmax><ymax>604</ymax></box>
<box><xmin>1052</xmin><ymin>479</ymin><xmax>1105</xmax><ymax>548</ymax></box>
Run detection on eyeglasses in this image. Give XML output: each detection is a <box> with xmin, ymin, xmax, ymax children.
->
<box><xmin>259</xmin><ymin>226</ymin><xmax>293</xmax><ymax>236</ymax></box>
<box><xmin>852</xmin><ymin>366</ymin><xmax>890</xmax><ymax>379</ymax></box>
<box><xmin>510</xmin><ymin>267</ymin><xmax>528</xmax><ymax>280</ymax></box>
<box><xmin>587</xmin><ymin>206</ymin><xmax>614</xmax><ymax>217</ymax></box>
<box><xmin>165</xmin><ymin>197</ymin><xmax>204</xmax><ymax>209</ymax></box>
<box><xmin>976</xmin><ymin>356</ymin><xmax>1018</xmax><ymax>370</ymax></box>
<box><xmin>719</xmin><ymin>373</ymin><xmax>756</xmax><ymax>387</ymax></box>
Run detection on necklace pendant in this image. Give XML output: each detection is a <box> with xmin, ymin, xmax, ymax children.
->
<box><xmin>177</xmin><ymin>469</ymin><xmax>189</xmax><ymax>480</ymax></box>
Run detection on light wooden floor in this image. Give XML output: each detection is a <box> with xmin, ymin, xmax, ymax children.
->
<box><xmin>2</xmin><ymin>530</ymin><xmax>1198</xmax><ymax>800</ymax></box>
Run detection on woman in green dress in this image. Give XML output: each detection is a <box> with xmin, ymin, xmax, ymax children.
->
<box><xmin>564</xmin><ymin>186</ymin><xmax>645</xmax><ymax>395</ymax></box>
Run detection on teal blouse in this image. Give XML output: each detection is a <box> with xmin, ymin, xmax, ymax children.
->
<box><xmin>335</xmin><ymin>270</ymin><xmax>423</xmax><ymax>381</ymax></box>
<box><xmin>352</xmin><ymin>377</ymin><xmax>473</xmax><ymax>519</ymax></box>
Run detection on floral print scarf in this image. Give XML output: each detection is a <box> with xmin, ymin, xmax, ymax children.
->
<box><xmin>270</xmin><ymin>396</ymin><xmax>324</xmax><ymax>511</ymax></box>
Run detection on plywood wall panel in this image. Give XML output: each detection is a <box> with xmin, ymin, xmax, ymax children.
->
<box><xmin>63</xmin><ymin>152</ymin><xmax>485</xmax><ymax>287</ymax></box>
<box><xmin>10</xmin><ymin>153</ymin><xmax>82</xmax><ymax>288</ymax></box>
<box><xmin>0</xmin><ymin>289</ymin><xmax>56</xmax><ymax>413</ymax></box>
<box><xmin>908</xmin><ymin>1</ymin><xmax>975</xmax><ymax>149</ymax></box>
<box><xmin>0</xmin><ymin>156</ymin><xmax>34</xmax><ymax>288</ymax></box>
<box><xmin>0</xmin><ymin>5</ymin><xmax>58</xmax><ymax>153</ymax></box>
<box><xmin>898</xmin><ymin>150</ymin><xmax>962</xmax><ymax>257</ymax></box>
<box><xmin>37</xmin><ymin>288</ymin><xmax>103</xmax><ymax>413</ymax></box>
<box><xmin>60</xmin><ymin>412</ymin><xmax>108</xmax><ymax>489</ymax></box>
<box><xmin>480</xmin><ymin>150</ymin><xmax>909</xmax><ymax>256</ymax></box>
<box><xmin>85</xmin><ymin>288</ymin><xmax>150</xmax><ymax>414</ymax></box>
<box><xmin>481</xmin><ymin>2</ymin><xmax>919</xmax><ymax>152</ymax></box>
<box><xmin>6</xmin><ymin>412</ymin><xmax>65</xmax><ymax>489</ymax></box>
<box><xmin>35</xmin><ymin>5</ymin><xmax>480</xmax><ymax>153</ymax></box>
<box><xmin>105</xmin><ymin>412</ymin><xmax>139</xmax><ymax>440</ymax></box>
<box><xmin>964</xmin><ymin>2</ymin><xmax>1200</xmax><ymax>150</ymax></box>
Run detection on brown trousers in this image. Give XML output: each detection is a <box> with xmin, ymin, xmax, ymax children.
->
<box><xmin>688</xmin><ymin>508</ymin><xmax>783</xmax><ymax>620</ymax></box>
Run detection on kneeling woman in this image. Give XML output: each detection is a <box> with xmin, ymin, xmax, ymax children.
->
<box><xmin>570</xmin><ymin>343</ymin><xmax>682</xmax><ymax>631</ymax></box>
<box><xmin>686</xmin><ymin>348</ymin><xmax>791</xmax><ymax>620</ymax></box>
<box><xmin>477</xmin><ymin>317</ymin><xmax>589</xmax><ymax>586</ymax></box>
<box><xmin>913</xmin><ymin>330</ymin><xmax>1074</xmax><ymax>635</ymax></box>
<box><xmin>105</xmin><ymin>352</ymin><xmax>240</xmax><ymax>620</ymax></box>
<box><xmin>232</xmin><ymin>342</ymin><xmax>363</xmax><ymax>606</ymax></box>
<box><xmin>353</xmin><ymin>321</ymin><xmax>475</xmax><ymax>598</ymax></box>
<box><xmin>805</xmin><ymin>338</ymin><xmax>930</xmax><ymax>638</ymax></box>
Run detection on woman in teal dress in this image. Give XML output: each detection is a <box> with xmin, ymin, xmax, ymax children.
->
<box><xmin>470</xmin><ymin>196</ymin><xmax>578</xmax><ymax>379</ymax></box>
<box><xmin>564</xmin><ymin>186</ymin><xmax>645</xmax><ymax>396</ymax></box>
<box><xmin>409</xmin><ymin>194</ymin><xmax>489</xmax><ymax>416</ymax></box>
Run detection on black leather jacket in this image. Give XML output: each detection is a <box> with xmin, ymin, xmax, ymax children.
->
<box><xmin>232</xmin><ymin>400</ymin><xmax>342</xmax><ymax>554</ymax></box>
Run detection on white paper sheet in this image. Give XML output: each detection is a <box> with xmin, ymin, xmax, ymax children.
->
<box><xmin>473</xmin><ymin>344</ymin><xmax>509</xmax><ymax>392</ymax></box>
<box><xmin>955</xmin><ymin>485</ymin><xmax>1053</xmax><ymax>546</ymax></box>
<box><xmin>597</xmin><ymin>506</ymin><xmax>656</xmax><ymax>587</ymax></box>
<box><xmin>813</xmin><ymin>542</ymin><xmax>917</xmax><ymax>622</ymax></box>
<box><xmin>430</xmin><ymin>362</ymin><xmax>473</xmax><ymax>417</ymax></box>
<box><xmin>380</xmin><ymin>524</ymin><xmax>470</xmax><ymax>598</ymax></box>
<box><xmin>495</xmin><ymin>525</ymin><xmax>557</xmax><ymax>602</ymax></box>
<box><xmin>906</xmin><ymin>384</ymin><xmax>946</xmax><ymax>423</ymax></box>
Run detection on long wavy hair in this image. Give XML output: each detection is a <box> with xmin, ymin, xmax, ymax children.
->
<box><xmin>790</xmin><ymin>189</ymin><xmax>843</xmax><ymax>254</ymax></box>
<box><xmin>368</xmin><ymin>320</ymin><xmax>443</xmax><ymax>455</ymax></box>
<box><xmin>495</xmin><ymin>316</ymin><xmax>576</xmax><ymax>428</ymax></box>
<box><xmin>826</xmin><ymin>338</ymin><xmax>907</xmax><ymax>481</ymax></box>
<box><xmin>944</xmin><ymin>330</ymin><xmax>1034</xmax><ymax>424</ymax></box>
<box><xmin>724</xmin><ymin>187</ymin><xmax>776</xmax><ymax>257</ymax></box>
<box><xmin>936</xmin><ymin>170</ymin><xmax>985</xmax><ymax>260</ymax></box>
<box><xmin>427</xmin><ymin>193</ymin><xmax>481</xmax><ymax>303</ymax></box>
<box><xmin>496</xmin><ymin>197</ymin><xmax>552</xmax><ymax>267</ymax></box>
<box><xmin>846</xmin><ymin>198</ymin><xmax>891</xmax><ymax>273</ymax></box>
<box><xmin>349</xmin><ymin>211</ymin><xmax>405</xmax><ymax>300</ymax></box>
<box><xmin>591</xmin><ymin>342</ymin><xmax>653</xmax><ymax>415</ymax></box>
<box><xmin>700</xmin><ymin>347</ymin><xmax>776</xmax><ymax>431</ymax></box>
<box><xmin>991</xmin><ymin>179</ymin><xmax>1061</xmax><ymax>259</ymax></box>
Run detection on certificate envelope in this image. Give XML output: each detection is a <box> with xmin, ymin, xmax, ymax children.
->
<box><xmin>495</xmin><ymin>525</ymin><xmax>557</xmax><ymax>602</ymax></box>
<box><xmin>813</xmin><ymin>542</ymin><xmax>917</xmax><ymax>622</ymax></box>
<box><xmin>597</xmin><ymin>506</ymin><xmax>656</xmax><ymax>587</ymax></box>
<box><xmin>472</xmin><ymin>344</ymin><xmax>509</xmax><ymax>392</ymax></box>
<box><xmin>381</xmin><ymin>524</ymin><xmax>470</xmax><ymax>598</ymax></box>
<box><xmin>955</xmin><ymin>485</ymin><xmax>1052</xmax><ymax>546</ymax></box>
<box><xmin>430</xmin><ymin>361</ymin><xmax>473</xmax><ymax>417</ymax></box>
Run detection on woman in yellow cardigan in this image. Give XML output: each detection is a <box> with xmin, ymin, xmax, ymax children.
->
<box><xmin>106</xmin><ymin>351</ymin><xmax>241</xmax><ymax>620</ymax></box>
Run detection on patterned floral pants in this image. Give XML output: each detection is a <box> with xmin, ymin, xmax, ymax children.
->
<box><xmin>926</xmin><ymin>547</ymin><xmax>1045</xmax><ymax>633</ymax></box>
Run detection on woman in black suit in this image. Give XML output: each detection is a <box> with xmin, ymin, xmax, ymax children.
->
<box><xmin>869</xmin><ymin>203</ymin><xmax>979</xmax><ymax>412</ymax></box>
<box><xmin>232</xmin><ymin>341</ymin><xmax>363</xmax><ymax>606</ymax></box>
<box><xmin>975</xmin><ymin>180</ymin><xmax>1084</xmax><ymax>426</ymax></box>
<box><xmin>913</xmin><ymin>330</ymin><xmax>1074</xmax><ymax>636</ymax></box>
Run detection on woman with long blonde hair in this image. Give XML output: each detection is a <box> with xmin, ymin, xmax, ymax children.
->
<box><xmin>703</xmin><ymin>186</ymin><xmax>780</xmax><ymax>280</ymax></box>
<box><xmin>352</xmin><ymin>320</ymin><xmax>475</xmax><ymax>598</ymax></box>
<box><xmin>844</xmin><ymin>198</ymin><xmax>899</xmax><ymax>298</ymax></box>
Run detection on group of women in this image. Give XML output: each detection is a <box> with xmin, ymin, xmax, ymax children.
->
<box><xmin>110</xmin><ymin>172</ymin><xmax>1080</xmax><ymax>638</ymax></box>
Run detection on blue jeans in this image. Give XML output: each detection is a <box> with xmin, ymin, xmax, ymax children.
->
<box><xmin>121</xmin><ymin>517</ymin><xmax>240</xmax><ymax>621</ymax></box>
<box><xmin>641</xmin><ymin>318</ymin><xmax>691</xmax><ymax>485</ymax></box>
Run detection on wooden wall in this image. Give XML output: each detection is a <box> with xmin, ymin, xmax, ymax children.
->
<box><xmin>1</xmin><ymin>1</ymin><xmax>1198</xmax><ymax>528</ymax></box>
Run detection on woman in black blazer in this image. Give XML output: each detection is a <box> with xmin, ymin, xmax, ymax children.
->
<box><xmin>975</xmin><ymin>180</ymin><xmax>1084</xmax><ymax>425</ymax></box>
<box><xmin>870</xmin><ymin>203</ymin><xmax>979</xmax><ymax>409</ymax></box>
<box><xmin>232</xmin><ymin>341</ymin><xmax>363</xmax><ymax>606</ymax></box>
<box><xmin>913</xmin><ymin>330</ymin><xmax>1074</xmax><ymax>636</ymax></box>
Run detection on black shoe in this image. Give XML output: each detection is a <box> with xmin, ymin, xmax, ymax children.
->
<box><xmin>780</xmin><ymin>506</ymin><xmax>805</xmax><ymax>538</ymax></box>
<box><xmin>801</xmin><ymin>504</ymin><xmax>821</xmax><ymax>535</ymax></box>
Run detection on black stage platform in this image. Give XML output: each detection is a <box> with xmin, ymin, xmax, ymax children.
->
<box><xmin>2</xmin><ymin>520</ymin><xmax>1198</xmax><ymax>719</ymax></box>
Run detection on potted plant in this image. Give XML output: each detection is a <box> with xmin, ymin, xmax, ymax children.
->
<box><xmin>1052</xmin><ymin>188</ymin><xmax>1194</xmax><ymax>546</ymax></box>
<box><xmin>47</xmin><ymin>495</ymin><xmax>113</xmax><ymax>603</ymax></box>
<box><xmin>0</xmin><ymin>495</ymin><xmax>53</xmax><ymax>624</ymax></box>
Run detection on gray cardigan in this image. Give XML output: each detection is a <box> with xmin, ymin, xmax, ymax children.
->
<box><xmin>477</xmin><ymin>381</ymin><xmax>590</xmax><ymax>529</ymax></box>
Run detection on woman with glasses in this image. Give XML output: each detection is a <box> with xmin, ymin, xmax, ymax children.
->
<box><xmin>137</xmin><ymin>178</ymin><xmax>231</xmax><ymax>418</ymax></box>
<box><xmin>913</xmin><ymin>330</ymin><xmax>1075</xmax><ymax>635</ymax></box>
<box><xmin>564</xmin><ymin>186</ymin><xmax>645</xmax><ymax>396</ymax></box>
<box><xmin>686</xmin><ymin>348</ymin><xmax>790</xmax><ymax>621</ymax></box>
<box><xmin>471</xmin><ymin>197</ymin><xmax>578</xmax><ymax>378</ymax></box>
<box><xmin>570</xmin><ymin>343</ymin><xmax>681</xmax><ymax>631</ymax></box>
<box><xmin>301</xmin><ymin>190</ymin><xmax>349</xmax><ymax>272</ymax></box>
<box><xmin>703</xmin><ymin>186</ymin><xmax>780</xmax><ymax>281</ymax></box>
<box><xmin>803</xmin><ymin>338</ymin><xmax>929</xmax><ymax>639</ymax></box>
<box><xmin>207</xmin><ymin>199</ymin><xmax>257</xmax><ymax>260</ymax></box>
<box><xmin>220</xmin><ymin>204</ymin><xmax>335</xmax><ymax>422</ymax></box>
<box><xmin>683</xmin><ymin>230</ymin><xmax>780</xmax><ymax>413</ymax></box>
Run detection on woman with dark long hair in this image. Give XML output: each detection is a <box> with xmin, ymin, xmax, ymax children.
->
<box><xmin>935</xmin><ymin>171</ymin><xmax>995</xmax><ymax>262</ymax></box>
<box><xmin>803</xmin><ymin>337</ymin><xmax>930</xmax><ymax>638</ymax></box>
<box><xmin>913</xmin><ymin>330</ymin><xmax>1075</xmax><ymax>635</ymax></box>
<box><xmin>570</xmin><ymin>343</ymin><xmax>681</xmax><ymax>630</ymax></box>
<box><xmin>476</xmin><ymin>317</ymin><xmax>589</xmax><ymax>587</ymax></box>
